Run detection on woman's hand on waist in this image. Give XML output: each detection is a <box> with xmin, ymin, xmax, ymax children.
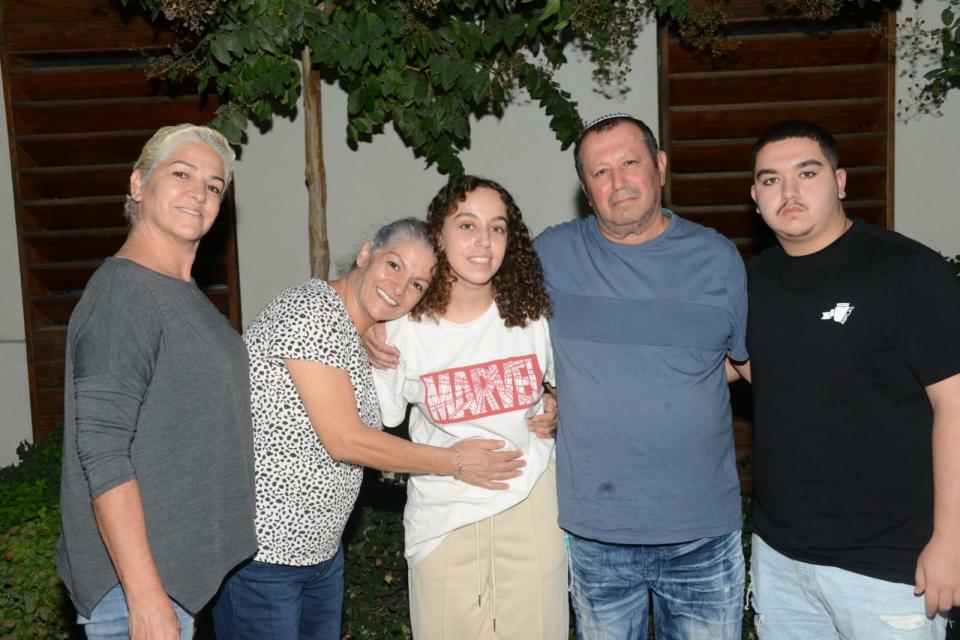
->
<box><xmin>451</xmin><ymin>438</ymin><xmax>525</xmax><ymax>490</ymax></box>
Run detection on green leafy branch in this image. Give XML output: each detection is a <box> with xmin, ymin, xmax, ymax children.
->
<box><xmin>123</xmin><ymin>0</ymin><xmax>958</xmax><ymax>174</ymax></box>
<box><xmin>122</xmin><ymin>0</ymin><xmax>703</xmax><ymax>174</ymax></box>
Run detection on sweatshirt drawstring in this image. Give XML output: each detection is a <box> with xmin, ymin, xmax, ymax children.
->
<box><xmin>474</xmin><ymin>517</ymin><xmax>498</xmax><ymax>632</ymax></box>
<box><xmin>475</xmin><ymin>521</ymin><xmax>482</xmax><ymax>608</ymax></box>
<box><xmin>490</xmin><ymin>515</ymin><xmax>497</xmax><ymax>632</ymax></box>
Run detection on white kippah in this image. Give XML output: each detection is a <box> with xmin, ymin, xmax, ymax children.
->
<box><xmin>581</xmin><ymin>112</ymin><xmax>635</xmax><ymax>132</ymax></box>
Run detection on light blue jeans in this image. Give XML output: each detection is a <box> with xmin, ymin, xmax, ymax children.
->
<box><xmin>750</xmin><ymin>534</ymin><xmax>947</xmax><ymax>640</ymax></box>
<box><xmin>77</xmin><ymin>583</ymin><xmax>194</xmax><ymax>639</ymax></box>
<box><xmin>568</xmin><ymin>529</ymin><xmax>744</xmax><ymax>640</ymax></box>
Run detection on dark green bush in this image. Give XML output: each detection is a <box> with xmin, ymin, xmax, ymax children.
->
<box><xmin>0</xmin><ymin>438</ymin><xmax>758</xmax><ymax>640</ymax></box>
<box><xmin>0</xmin><ymin>435</ymin><xmax>76</xmax><ymax>640</ymax></box>
<box><xmin>0</xmin><ymin>509</ymin><xmax>74</xmax><ymax>640</ymax></box>
<box><xmin>0</xmin><ymin>437</ymin><xmax>62</xmax><ymax>534</ymax></box>
<box><xmin>341</xmin><ymin>502</ymin><xmax>411</xmax><ymax>640</ymax></box>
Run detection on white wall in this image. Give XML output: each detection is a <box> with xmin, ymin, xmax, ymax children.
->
<box><xmin>233</xmin><ymin>116</ymin><xmax>312</xmax><ymax>324</ymax></box>
<box><xmin>0</xmin><ymin>72</ymin><xmax>33</xmax><ymax>466</ymax></box>
<box><xmin>894</xmin><ymin>0</ymin><xmax>960</xmax><ymax>255</ymax></box>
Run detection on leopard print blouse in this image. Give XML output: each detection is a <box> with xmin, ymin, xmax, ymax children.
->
<box><xmin>243</xmin><ymin>280</ymin><xmax>382</xmax><ymax>565</ymax></box>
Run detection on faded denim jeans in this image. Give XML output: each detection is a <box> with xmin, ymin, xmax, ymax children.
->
<box><xmin>750</xmin><ymin>534</ymin><xmax>947</xmax><ymax>640</ymax></box>
<box><xmin>77</xmin><ymin>583</ymin><xmax>195</xmax><ymax>640</ymax></box>
<box><xmin>568</xmin><ymin>529</ymin><xmax>744</xmax><ymax>640</ymax></box>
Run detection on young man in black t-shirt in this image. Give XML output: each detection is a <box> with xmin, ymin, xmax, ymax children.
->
<box><xmin>730</xmin><ymin>121</ymin><xmax>960</xmax><ymax>639</ymax></box>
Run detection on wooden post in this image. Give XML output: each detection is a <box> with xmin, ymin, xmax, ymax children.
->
<box><xmin>302</xmin><ymin>45</ymin><xmax>329</xmax><ymax>279</ymax></box>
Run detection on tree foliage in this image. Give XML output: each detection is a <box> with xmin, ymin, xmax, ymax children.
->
<box><xmin>898</xmin><ymin>0</ymin><xmax>960</xmax><ymax>116</ymax></box>
<box><xmin>123</xmin><ymin>0</ymin><xmax>958</xmax><ymax>175</ymax></box>
<box><xmin>121</xmin><ymin>0</ymin><xmax>709</xmax><ymax>175</ymax></box>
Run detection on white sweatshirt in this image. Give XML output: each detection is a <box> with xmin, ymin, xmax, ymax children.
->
<box><xmin>373</xmin><ymin>302</ymin><xmax>555</xmax><ymax>565</ymax></box>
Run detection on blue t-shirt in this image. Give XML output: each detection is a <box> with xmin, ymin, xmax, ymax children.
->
<box><xmin>534</xmin><ymin>212</ymin><xmax>747</xmax><ymax>543</ymax></box>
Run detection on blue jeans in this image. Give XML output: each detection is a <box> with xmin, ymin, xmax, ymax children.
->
<box><xmin>568</xmin><ymin>529</ymin><xmax>744</xmax><ymax>640</ymax></box>
<box><xmin>212</xmin><ymin>545</ymin><xmax>344</xmax><ymax>640</ymax></box>
<box><xmin>77</xmin><ymin>583</ymin><xmax>195</xmax><ymax>639</ymax></box>
<box><xmin>750</xmin><ymin>534</ymin><xmax>947</xmax><ymax>640</ymax></box>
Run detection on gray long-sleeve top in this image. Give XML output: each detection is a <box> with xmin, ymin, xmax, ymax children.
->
<box><xmin>57</xmin><ymin>257</ymin><xmax>257</xmax><ymax>617</ymax></box>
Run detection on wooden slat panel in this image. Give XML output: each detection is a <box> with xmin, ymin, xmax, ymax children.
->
<box><xmin>735</xmin><ymin>241</ymin><xmax>764</xmax><ymax>261</ymax></box>
<box><xmin>670</xmin><ymin>134</ymin><xmax>886</xmax><ymax>173</ymax></box>
<box><xmin>669</xmin><ymin>100</ymin><xmax>885</xmax><ymax>140</ymax></box>
<box><xmin>5</xmin><ymin>0</ymin><xmax>130</xmax><ymax>23</ymax></box>
<box><xmin>32</xmin><ymin>416</ymin><xmax>61</xmax><ymax>442</ymax></box>
<box><xmin>672</xmin><ymin>207</ymin><xmax>765</xmax><ymax>238</ymax></box>
<box><xmin>844</xmin><ymin>201</ymin><xmax>887</xmax><ymax>226</ymax></box>
<box><xmin>34</xmin><ymin>386</ymin><xmax>66</xmax><ymax>416</ymax></box>
<box><xmin>26</xmin><ymin>260</ymin><xmax>101</xmax><ymax>296</ymax></box>
<box><xmin>204</xmin><ymin>286</ymin><xmax>231</xmax><ymax>317</ymax></box>
<box><xmin>21</xmin><ymin>230</ymin><xmax>232</xmax><ymax>283</ymax></box>
<box><xmin>29</xmin><ymin>293</ymin><xmax>80</xmax><ymax>328</ymax></box>
<box><xmin>22</xmin><ymin>229</ymin><xmax>127</xmax><ymax>263</ymax></box>
<box><xmin>193</xmin><ymin>255</ymin><xmax>230</xmax><ymax>289</ymax></box>
<box><xmin>670</xmin><ymin>167</ymin><xmax>886</xmax><ymax>206</ymax></box>
<box><xmin>673</xmin><ymin>203</ymin><xmax>886</xmax><ymax>242</ymax></box>
<box><xmin>17</xmin><ymin>132</ymin><xmax>149</xmax><ymax>167</ymax></box>
<box><xmin>24</xmin><ymin>257</ymin><xmax>229</xmax><ymax>297</ymax></box>
<box><xmin>21</xmin><ymin>197</ymin><xmax>128</xmax><ymax>231</ymax></box>
<box><xmin>30</xmin><ymin>328</ymin><xmax>67</xmax><ymax>362</ymax></box>
<box><xmin>34</xmin><ymin>360</ymin><xmax>65</xmax><ymax>389</ymax></box>
<box><xmin>669</xmin><ymin>65</ymin><xmax>886</xmax><ymax>106</ymax></box>
<box><xmin>4</xmin><ymin>19</ymin><xmax>175</xmax><ymax>53</ymax></box>
<box><xmin>668</xmin><ymin>29</ymin><xmax>885</xmax><ymax>73</ymax></box>
<box><xmin>19</xmin><ymin>165</ymin><xmax>130</xmax><ymax>200</ymax></box>
<box><xmin>12</xmin><ymin>97</ymin><xmax>217</xmax><ymax>135</ymax></box>
<box><xmin>8</xmin><ymin>66</ymin><xmax>191</xmax><ymax>101</ymax></box>
<box><xmin>3</xmin><ymin>0</ymin><xmax>270</xmax><ymax>440</ymax></box>
<box><xmin>669</xmin><ymin>173</ymin><xmax>753</xmax><ymax>207</ymax></box>
<box><xmin>26</xmin><ymin>290</ymin><xmax>234</xmax><ymax>329</ymax></box>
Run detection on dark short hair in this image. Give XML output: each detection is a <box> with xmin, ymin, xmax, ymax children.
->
<box><xmin>574</xmin><ymin>113</ymin><xmax>659</xmax><ymax>180</ymax></box>
<box><xmin>751</xmin><ymin>120</ymin><xmax>839</xmax><ymax>172</ymax></box>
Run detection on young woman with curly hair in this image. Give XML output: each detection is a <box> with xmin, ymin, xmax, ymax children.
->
<box><xmin>371</xmin><ymin>175</ymin><xmax>567</xmax><ymax>639</ymax></box>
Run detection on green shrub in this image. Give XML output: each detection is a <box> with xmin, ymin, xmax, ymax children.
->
<box><xmin>341</xmin><ymin>501</ymin><xmax>411</xmax><ymax>640</ymax></box>
<box><xmin>0</xmin><ymin>436</ymin><xmax>759</xmax><ymax>639</ymax></box>
<box><xmin>0</xmin><ymin>434</ymin><xmax>77</xmax><ymax>640</ymax></box>
<box><xmin>0</xmin><ymin>509</ymin><xmax>74</xmax><ymax>640</ymax></box>
<box><xmin>0</xmin><ymin>437</ymin><xmax>62</xmax><ymax>535</ymax></box>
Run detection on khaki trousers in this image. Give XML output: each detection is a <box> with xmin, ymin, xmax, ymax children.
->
<box><xmin>408</xmin><ymin>461</ymin><xmax>568</xmax><ymax>640</ymax></box>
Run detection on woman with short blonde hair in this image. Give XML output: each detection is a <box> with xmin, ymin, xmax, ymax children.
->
<box><xmin>58</xmin><ymin>123</ymin><xmax>255</xmax><ymax>640</ymax></box>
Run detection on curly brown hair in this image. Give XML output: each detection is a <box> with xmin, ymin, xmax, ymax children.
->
<box><xmin>410</xmin><ymin>175</ymin><xmax>551</xmax><ymax>328</ymax></box>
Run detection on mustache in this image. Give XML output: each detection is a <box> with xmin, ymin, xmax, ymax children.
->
<box><xmin>609</xmin><ymin>188</ymin><xmax>641</xmax><ymax>204</ymax></box>
<box><xmin>778</xmin><ymin>200</ymin><xmax>806</xmax><ymax>215</ymax></box>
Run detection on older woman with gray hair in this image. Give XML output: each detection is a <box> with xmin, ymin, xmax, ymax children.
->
<box><xmin>58</xmin><ymin>123</ymin><xmax>257</xmax><ymax>640</ymax></box>
<box><xmin>212</xmin><ymin>218</ymin><xmax>530</xmax><ymax>639</ymax></box>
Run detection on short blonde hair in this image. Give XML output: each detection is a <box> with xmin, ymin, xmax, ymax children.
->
<box><xmin>125</xmin><ymin>124</ymin><xmax>236</xmax><ymax>223</ymax></box>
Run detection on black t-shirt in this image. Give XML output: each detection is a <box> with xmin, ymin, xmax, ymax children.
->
<box><xmin>747</xmin><ymin>218</ymin><xmax>960</xmax><ymax>584</ymax></box>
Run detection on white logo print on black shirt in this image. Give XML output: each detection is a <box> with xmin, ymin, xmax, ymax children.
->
<box><xmin>821</xmin><ymin>302</ymin><xmax>854</xmax><ymax>325</ymax></box>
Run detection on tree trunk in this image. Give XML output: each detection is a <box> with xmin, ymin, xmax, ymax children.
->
<box><xmin>302</xmin><ymin>45</ymin><xmax>329</xmax><ymax>280</ymax></box>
